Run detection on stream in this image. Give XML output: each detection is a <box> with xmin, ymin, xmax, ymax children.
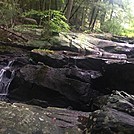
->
<box><xmin>0</xmin><ymin>61</ymin><xmax>15</xmax><ymax>100</ymax></box>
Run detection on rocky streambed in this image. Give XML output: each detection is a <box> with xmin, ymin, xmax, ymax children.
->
<box><xmin>0</xmin><ymin>33</ymin><xmax>134</xmax><ymax>133</ymax></box>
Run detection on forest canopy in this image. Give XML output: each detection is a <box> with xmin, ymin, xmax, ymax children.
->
<box><xmin>0</xmin><ymin>0</ymin><xmax>134</xmax><ymax>38</ymax></box>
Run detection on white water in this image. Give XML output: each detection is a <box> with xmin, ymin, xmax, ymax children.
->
<box><xmin>0</xmin><ymin>61</ymin><xmax>15</xmax><ymax>98</ymax></box>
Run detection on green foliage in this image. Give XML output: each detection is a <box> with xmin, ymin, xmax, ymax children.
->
<box><xmin>121</xmin><ymin>27</ymin><xmax>134</xmax><ymax>37</ymax></box>
<box><xmin>97</xmin><ymin>0</ymin><xmax>134</xmax><ymax>36</ymax></box>
<box><xmin>0</xmin><ymin>0</ymin><xmax>19</xmax><ymax>27</ymax></box>
<box><xmin>101</xmin><ymin>19</ymin><xmax>124</xmax><ymax>35</ymax></box>
<box><xmin>0</xmin><ymin>0</ymin><xmax>133</xmax><ymax>38</ymax></box>
<box><xmin>22</xmin><ymin>9</ymin><xmax>70</xmax><ymax>37</ymax></box>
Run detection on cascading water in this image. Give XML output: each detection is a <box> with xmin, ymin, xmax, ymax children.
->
<box><xmin>0</xmin><ymin>61</ymin><xmax>15</xmax><ymax>100</ymax></box>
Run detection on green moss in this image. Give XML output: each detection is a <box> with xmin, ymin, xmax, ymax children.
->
<box><xmin>31</xmin><ymin>49</ymin><xmax>54</xmax><ymax>55</ymax></box>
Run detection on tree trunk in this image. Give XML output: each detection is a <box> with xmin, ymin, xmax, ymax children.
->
<box><xmin>89</xmin><ymin>6</ymin><xmax>96</xmax><ymax>29</ymax></box>
<box><xmin>55</xmin><ymin>0</ymin><xmax>58</xmax><ymax>10</ymax></box>
<box><xmin>110</xmin><ymin>6</ymin><xmax>114</xmax><ymax>20</ymax></box>
<box><xmin>69</xmin><ymin>0</ymin><xmax>85</xmax><ymax>21</ymax></box>
<box><xmin>63</xmin><ymin>0</ymin><xmax>69</xmax><ymax>13</ymax></box>
<box><xmin>100</xmin><ymin>10</ymin><xmax>106</xmax><ymax>30</ymax></box>
<box><xmin>91</xmin><ymin>8</ymin><xmax>99</xmax><ymax>31</ymax></box>
<box><xmin>65</xmin><ymin>0</ymin><xmax>74</xmax><ymax>22</ymax></box>
<box><xmin>42</xmin><ymin>0</ymin><xmax>46</xmax><ymax>11</ymax></box>
<box><xmin>81</xmin><ymin>6</ymin><xmax>88</xmax><ymax>30</ymax></box>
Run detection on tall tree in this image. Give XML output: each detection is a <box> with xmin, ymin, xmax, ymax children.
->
<box><xmin>65</xmin><ymin>0</ymin><xmax>74</xmax><ymax>22</ymax></box>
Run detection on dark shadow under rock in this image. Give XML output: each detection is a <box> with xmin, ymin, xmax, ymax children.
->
<box><xmin>92</xmin><ymin>62</ymin><xmax>134</xmax><ymax>95</ymax></box>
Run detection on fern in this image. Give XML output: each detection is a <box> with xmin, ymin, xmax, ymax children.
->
<box><xmin>22</xmin><ymin>10</ymin><xmax>70</xmax><ymax>36</ymax></box>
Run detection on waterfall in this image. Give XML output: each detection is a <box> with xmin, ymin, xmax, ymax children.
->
<box><xmin>0</xmin><ymin>61</ymin><xmax>15</xmax><ymax>100</ymax></box>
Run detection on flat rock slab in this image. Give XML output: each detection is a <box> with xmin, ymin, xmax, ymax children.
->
<box><xmin>0</xmin><ymin>101</ymin><xmax>89</xmax><ymax>134</ymax></box>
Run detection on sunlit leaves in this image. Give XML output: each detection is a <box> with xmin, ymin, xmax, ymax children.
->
<box><xmin>23</xmin><ymin>9</ymin><xmax>70</xmax><ymax>35</ymax></box>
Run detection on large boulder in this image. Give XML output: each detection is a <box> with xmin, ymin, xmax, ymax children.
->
<box><xmin>86</xmin><ymin>91</ymin><xmax>134</xmax><ymax>134</ymax></box>
<box><xmin>9</xmin><ymin>64</ymin><xmax>101</xmax><ymax>111</ymax></box>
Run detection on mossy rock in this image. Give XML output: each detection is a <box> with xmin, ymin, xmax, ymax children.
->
<box><xmin>0</xmin><ymin>101</ymin><xmax>84</xmax><ymax>134</ymax></box>
<box><xmin>28</xmin><ymin>40</ymin><xmax>52</xmax><ymax>49</ymax></box>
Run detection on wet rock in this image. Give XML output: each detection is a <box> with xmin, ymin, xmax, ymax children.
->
<box><xmin>30</xmin><ymin>50</ymin><xmax>134</xmax><ymax>95</ymax></box>
<box><xmin>86</xmin><ymin>91</ymin><xmax>134</xmax><ymax>134</ymax></box>
<box><xmin>112</xmin><ymin>35</ymin><xmax>134</xmax><ymax>44</ymax></box>
<box><xmin>30</xmin><ymin>51</ymin><xmax>67</xmax><ymax>68</ymax></box>
<box><xmin>30</xmin><ymin>49</ymin><xmax>127</xmax><ymax>71</ymax></box>
<box><xmin>0</xmin><ymin>42</ymin><xmax>133</xmax><ymax>111</ymax></box>
<box><xmin>8</xmin><ymin>64</ymin><xmax>101</xmax><ymax>111</ymax></box>
<box><xmin>0</xmin><ymin>34</ymin><xmax>134</xmax><ymax>133</ymax></box>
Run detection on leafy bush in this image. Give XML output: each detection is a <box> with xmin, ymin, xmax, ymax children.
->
<box><xmin>22</xmin><ymin>10</ymin><xmax>70</xmax><ymax>36</ymax></box>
